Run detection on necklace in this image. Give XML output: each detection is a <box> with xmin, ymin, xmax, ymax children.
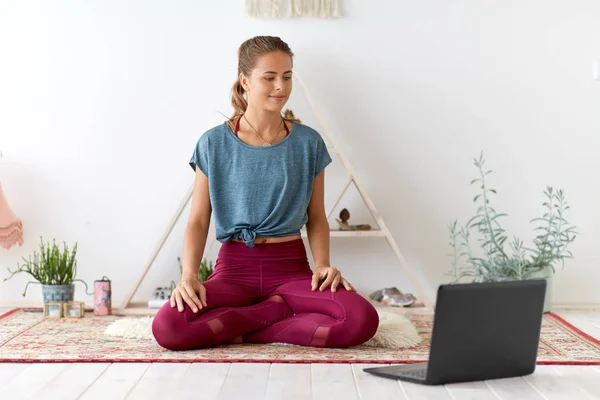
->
<box><xmin>243</xmin><ymin>115</ymin><xmax>284</xmax><ymax>147</ymax></box>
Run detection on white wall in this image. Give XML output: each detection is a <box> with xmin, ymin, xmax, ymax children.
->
<box><xmin>1</xmin><ymin>0</ymin><xmax>599</xmax><ymax>309</ymax></box>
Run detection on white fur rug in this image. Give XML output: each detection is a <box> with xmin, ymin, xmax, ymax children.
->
<box><xmin>104</xmin><ymin>310</ymin><xmax>421</xmax><ymax>349</ymax></box>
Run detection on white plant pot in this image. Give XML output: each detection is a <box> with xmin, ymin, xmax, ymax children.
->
<box><xmin>528</xmin><ymin>266</ymin><xmax>554</xmax><ymax>313</ymax></box>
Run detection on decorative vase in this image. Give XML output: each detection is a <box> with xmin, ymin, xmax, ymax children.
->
<box><xmin>42</xmin><ymin>284</ymin><xmax>75</xmax><ymax>303</ymax></box>
<box><xmin>528</xmin><ymin>266</ymin><xmax>553</xmax><ymax>313</ymax></box>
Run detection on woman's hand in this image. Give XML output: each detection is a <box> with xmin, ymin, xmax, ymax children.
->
<box><xmin>170</xmin><ymin>276</ymin><xmax>207</xmax><ymax>313</ymax></box>
<box><xmin>311</xmin><ymin>265</ymin><xmax>355</xmax><ymax>292</ymax></box>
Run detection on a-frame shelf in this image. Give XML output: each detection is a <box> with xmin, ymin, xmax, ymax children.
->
<box><xmin>117</xmin><ymin>72</ymin><xmax>432</xmax><ymax>315</ymax></box>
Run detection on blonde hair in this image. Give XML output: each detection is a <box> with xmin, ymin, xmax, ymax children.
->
<box><xmin>230</xmin><ymin>36</ymin><xmax>300</xmax><ymax>124</ymax></box>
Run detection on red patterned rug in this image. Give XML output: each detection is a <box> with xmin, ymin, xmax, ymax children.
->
<box><xmin>0</xmin><ymin>308</ymin><xmax>598</xmax><ymax>364</ymax></box>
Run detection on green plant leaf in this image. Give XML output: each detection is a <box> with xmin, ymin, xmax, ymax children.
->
<box><xmin>446</xmin><ymin>152</ymin><xmax>577</xmax><ymax>284</ymax></box>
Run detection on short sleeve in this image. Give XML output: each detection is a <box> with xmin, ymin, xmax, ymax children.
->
<box><xmin>189</xmin><ymin>134</ymin><xmax>209</xmax><ymax>176</ymax></box>
<box><xmin>314</xmin><ymin>134</ymin><xmax>332</xmax><ymax>177</ymax></box>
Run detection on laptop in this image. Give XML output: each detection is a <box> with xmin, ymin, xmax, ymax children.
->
<box><xmin>364</xmin><ymin>279</ymin><xmax>547</xmax><ymax>385</ymax></box>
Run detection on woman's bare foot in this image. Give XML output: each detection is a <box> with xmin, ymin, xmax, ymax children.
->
<box><xmin>228</xmin><ymin>336</ymin><xmax>243</xmax><ymax>344</ymax></box>
<box><xmin>225</xmin><ymin>295</ymin><xmax>291</xmax><ymax>345</ymax></box>
<box><xmin>266</xmin><ymin>294</ymin><xmax>285</xmax><ymax>303</ymax></box>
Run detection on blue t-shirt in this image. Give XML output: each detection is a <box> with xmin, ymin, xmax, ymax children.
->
<box><xmin>189</xmin><ymin>122</ymin><xmax>332</xmax><ymax>248</ymax></box>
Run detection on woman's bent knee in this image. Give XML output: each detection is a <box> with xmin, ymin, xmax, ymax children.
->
<box><xmin>333</xmin><ymin>293</ymin><xmax>379</xmax><ymax>347</ymax></box>
<box><xmin>348</xmin><ymin>299</ymin><xmax>379</xmax><ymax>346</ymax></box>
<box><xmin>152</xmin><ymin>304</ymin><xmax>189</xmax><ymax>350</ymax></box>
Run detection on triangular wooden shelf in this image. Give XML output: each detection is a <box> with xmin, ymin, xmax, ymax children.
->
<box><xmin>118</xmin><ymin>72</ymin><xmax>432</xmax><ymax>315</ymax></box>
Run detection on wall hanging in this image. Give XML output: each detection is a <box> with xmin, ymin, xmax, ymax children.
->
<box><xmin>245</xmin><ymin>0</ymin><xmax>343</xmax><ymax>19</ymax></box>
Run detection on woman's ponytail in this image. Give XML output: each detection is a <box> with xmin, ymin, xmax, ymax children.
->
<box><xmin>230</xmin><ymin>78</ymin><xmax>248</xmax><ymax>121</ymax></box>
<box><xmin>283</xmin><ymin>109</ymin><xmax>301</xmax><ymax>123</ymax></box>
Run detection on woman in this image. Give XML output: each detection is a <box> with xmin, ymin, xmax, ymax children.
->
<box><xmin>152</xmin><ymin>36</ymin><xmax>379</xmax><ymax>350</ymax></box>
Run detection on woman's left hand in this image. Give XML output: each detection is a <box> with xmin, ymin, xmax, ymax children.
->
<box><xmin>311</xmin><ymin>265</ymin><xmax>355</xmax><ymax>292</ymax></box>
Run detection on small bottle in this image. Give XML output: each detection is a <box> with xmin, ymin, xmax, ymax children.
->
<box><xmin>93</xmin><ymin>276</ymin><xmax>112</xmax><ymax>316</ymax></box>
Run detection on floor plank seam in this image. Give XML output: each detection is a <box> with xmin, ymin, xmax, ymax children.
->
<box><xmin>36</xmin><ymin>363</ymin><xmax>68</xmax><ymax>398</ymax></box>
<box><xmin>484</xmin><ymin>380</ymin><xmax>504</xmax><ymax>400</ymax></box>
<box><xmin>123</xmin><ymin>363</ymin><xmax>151</xmax><ymax>400</ymax></box>
<box><xmin>75</xmin><ymin>363</ymin><xmax>110</xmax><ymax>400</ymax></box>
<box><xmin>522</xmin><ymin>375</ymin><xmax>549</xmax><ymax>400</ymax></box>
<box><xmin>265</xmin><ymin>363</ymin><xmax>273</xmax><ymax>399</ymax></box>
<box><xmin>217</xmin><ymin>363</ymin><xmax>232</xmax><ymax>398</ymax></box>
<box><xmin>444</xmin><ymin>384</ymin><xmax>456</xmax><ymax>399</ymax></box>
<box><xmin>395</xmin><ymin>374</ymin><xmax>409</xmax><ymax>400</ymax></box>
<box><xmin>350</xmin><ymin>364</ymin><xmax>363</xmax><ymax>400</ymax></box>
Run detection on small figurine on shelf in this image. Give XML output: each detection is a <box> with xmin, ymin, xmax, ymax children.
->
<box><xmin>335</xmin><ymin>208</ymin><xmax>372</xmax><ymax>231</ymax></box>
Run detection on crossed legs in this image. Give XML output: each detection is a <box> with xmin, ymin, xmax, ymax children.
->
<box><xmin>152</xmin><ymin>277</ymin><xmax>379</xmax><ymax>350</ymax></box>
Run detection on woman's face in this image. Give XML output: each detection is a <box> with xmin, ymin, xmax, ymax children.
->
<box><xmin>241</xmin><ymin>51</ymin><xmax>293</xmax><ymax>113</ymax></box>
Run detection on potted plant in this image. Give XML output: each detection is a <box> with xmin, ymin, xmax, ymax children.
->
<box><xmin>198</xmin><ymin>258</ymin><xmax>214</xmax><ymax>282</ymax></box>
<box><xmin>446</xmin><ymin>152</ymin><xmax>577</xmax><ymax>312</ymax></box>
<box><xmin>3</xmin><ymin>236</ymin><xmax>90</xmax><ymax>303</ymax></box>
<box><xmin>177</xmin><ymin>256</ymin><xmax>214</xmax><ymax>282</ymax></box>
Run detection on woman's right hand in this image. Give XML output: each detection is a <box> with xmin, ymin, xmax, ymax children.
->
<box><xmin>170</xmin><ymin>276</ymin><xmax>207</xmax><ymax>313</ymax></box>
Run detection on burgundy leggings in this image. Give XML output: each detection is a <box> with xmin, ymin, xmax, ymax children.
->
<box><xmin>152</xmin><ymin>239</ymin><xmax>379</xmax><ymax>350</ymax></box>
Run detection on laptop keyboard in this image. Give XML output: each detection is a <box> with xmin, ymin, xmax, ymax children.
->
<box><xmin>401</xmin><ymin>368</ymin><xmax>427</xmax><ymax>379</ymax></box>
<box><xmin>388</xmin><ymin>366</ymin><xmax>427</xmax><ymax>379</ymax></box>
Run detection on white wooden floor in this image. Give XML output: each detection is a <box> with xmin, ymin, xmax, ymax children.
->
<box><xmin>0</xmin><ymin>308</ymin><xmax>599</xmax><ymax>400</ymax></box>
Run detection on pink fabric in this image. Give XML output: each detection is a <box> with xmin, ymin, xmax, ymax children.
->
<box><xmin>0</xmin><ymin>184</ymin><xmax>23</xmax><ymax>250</ymax></box>
<box><xmin>152</xmin><ymin>239</ymin><xmax>379</xmax><ymax>350</ymax></box>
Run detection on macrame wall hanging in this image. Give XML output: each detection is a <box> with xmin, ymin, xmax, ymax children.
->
<box><xmin>245</xmin><ymin>0</ymin><xmax>343</xmax><ymax>19</ymax></box>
